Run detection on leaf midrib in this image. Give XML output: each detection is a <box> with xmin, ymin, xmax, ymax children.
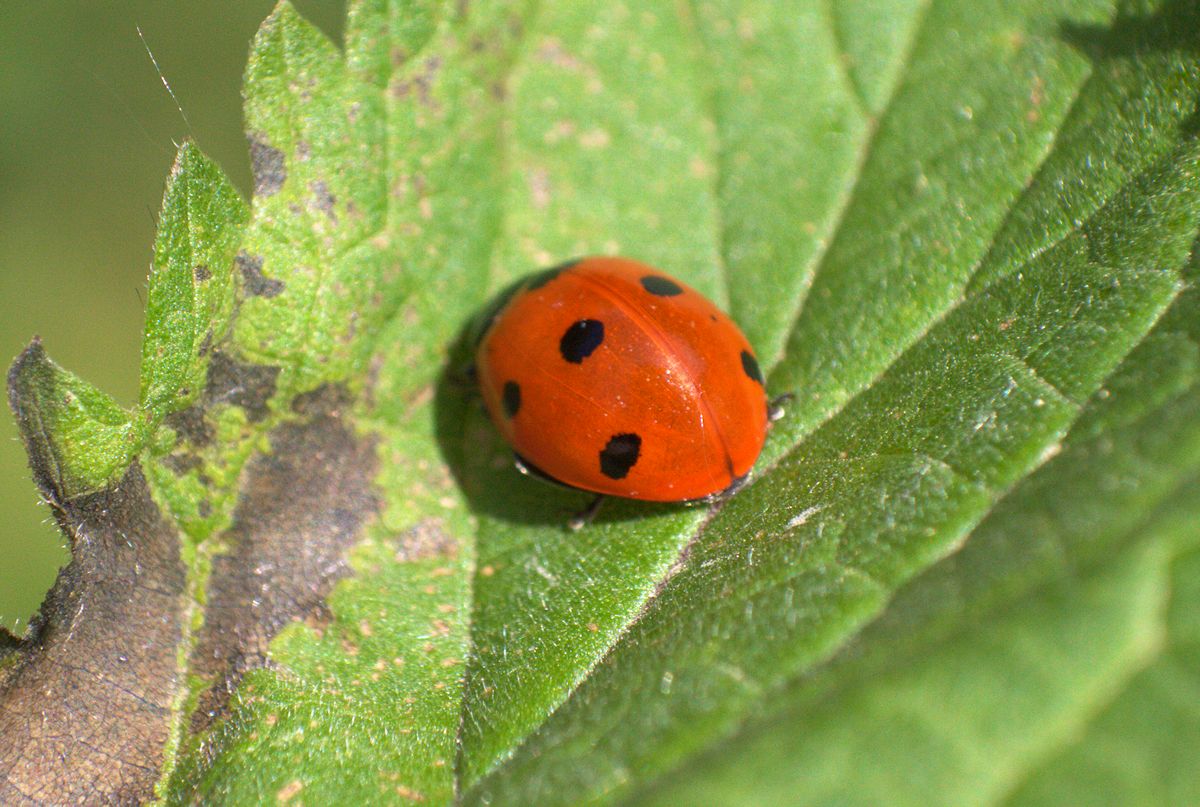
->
<box><xmin>455</xmin><ymin>0</ymin><xmax>936</xmax><ymax>791</ymax></box>
<box><xmin>456</xmin><ymin>0</ymin><xmax>1198</xmax><ymax>796</ymax></box>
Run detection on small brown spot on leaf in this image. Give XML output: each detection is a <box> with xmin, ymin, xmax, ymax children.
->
<box><xmin>393</xmin><ymin>519</ymin><xmax>458</xmax><ymax>562</ymax></box>
<box><xmin>249</xmin><ymin>135</ymin><xmax>286</xmax><ymax>197</ymax></box>
<box><xmin>194</xmin><ymin>264</ymin><xmax>212</xmax><ymax>282</ymax></box>
<box><xmin>1028</xmin><ymin>74</ymin><xmax>1045</xmax><ymax>122</ymax></box>
<box><xmin>391</xmin><ymin>56</ymin><xmax>443</xmax><ymax>108</ymax></box>
<box><xmin>537</xmin><ymin>36</ymin><xmax>584</xmax><ymax>70</ymax></box>
<box><xmin>543</xmin><ymin>120</ymin><xmax>577</xmax><ymax>144</ymax></box>
<box><xmin>310</xmin><ymin>180</ymin><xmax>337</xmax><ymax>222</ymax></box>
<box><xmin>579</xmin><ymin>128</ymin><xmax>610</xmax><ymax>148</ymax></box>
<box><xmin>395</xmin><ymin>784</ymin><xmax>426</xmax><ymax>802</ymax></box>
<box><xmin>277</xmin><ymin>778</ymin><xmax>304</xmax><ymax>803</ymax></box>
<box><xmin>237</xmin><ymin>251</ymin><xmax>285</xmax><ymax>298</ymax></box>
<box><xmin>530</xmin><ymin>168</ymin><xmax>551</xmax><ymax>209</ymax></box>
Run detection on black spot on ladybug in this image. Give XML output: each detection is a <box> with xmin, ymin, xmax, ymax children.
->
<box><xmin>502</xmin><ymin>380</ymin><xmax>521</xmax><ymax>417</ymax></box>
<box><xmin>560</xmin><ymin>319</ymin><xmax>605</xmax><ymax>363</ymax></box>
<box><xmin>741</xmin><ymin>350</ymin><xmax>764</xmax><ymax>385</ymax></box>
<box><xmin>526</xmin><ymin>259</ymin><xmax>581</xmax><ymax>291</ymax></box>
<box><xmin>599</xmin><ymin>433</ymin><xmax>641</xmax><ymax>480</ymax></box>
<box><xmin>640</xmin><ymin>275</ymin><xmax>684</xmax><ymax>296</ymax></box>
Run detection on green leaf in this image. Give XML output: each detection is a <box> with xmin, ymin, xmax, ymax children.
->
<box><xmin>628</xmin><ymin>536</ymin><xmax>1183</xmax><ymax>807</ymax></box>
<box><xmin>462</xmin><ymin>1</ymin><xmax>1200</xmax><ymax>803</ymax></box>
<box><xmin>7</xmin><ymin>340</ymin><xmax>138</xmax><ymax>497</ymax></box>
<box><xmin>627</xmin><ymin>259</ymin><xmax>1200</xmax><ymax>803</ymax></box>
<box><xmin>140</xmin><ymin>142</ymin><xmax>249</xmax><ymax>418</ymax></box>
<box><xmin>3</xmin><ymin>0</ymin><xmax>1197</xmax><ymax>804</ymax></box>
<box><xmin>1006</xmin><ymin>540</ymin><xmax>1200</xmax><ymax>807</ymax></box>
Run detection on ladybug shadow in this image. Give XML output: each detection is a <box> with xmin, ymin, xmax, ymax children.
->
<box><xmin>432</xmin><ymin>287</ymin><xmax>686</xmax><ymax>531</ymax></box>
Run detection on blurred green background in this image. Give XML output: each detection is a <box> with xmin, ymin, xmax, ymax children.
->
<box><xmin>0</xmin><ymin>2</ymin><xmax>345</xmax><ymax>631</ymax></box>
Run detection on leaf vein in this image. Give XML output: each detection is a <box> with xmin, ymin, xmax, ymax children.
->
<box><xmin>769</xmin><ymin>0</ymin><xmax>933</xmax><ymax>374</ymax></box>
<box><xmin>820</xmin><ymin>0</ymin><xmax>871</xmax><ymax>119</ymax></box>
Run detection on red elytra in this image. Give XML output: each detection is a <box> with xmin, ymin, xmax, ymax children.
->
<box><xmin>475</xmin><ymin>256</ymin><xmax>769</xmax><ymax>502</ymax></box>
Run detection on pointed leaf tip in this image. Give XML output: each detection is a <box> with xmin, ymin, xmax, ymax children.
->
<box><xmin>141</xmin><ymin>141</ymin><xmax>248</xmax><ymax>417</ymax></box>
<box><xmin>8</xmin><ymin>339</ymin><xmax>140</xmax><ymax>501</ymax></box>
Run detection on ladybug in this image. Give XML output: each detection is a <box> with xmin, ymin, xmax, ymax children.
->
<box><xmin>475</xmin><ymin>256</ymin><xmax>772</xmax><ymax>508</ymax></box>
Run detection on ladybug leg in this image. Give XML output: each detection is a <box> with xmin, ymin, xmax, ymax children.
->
<box><xmin>768</xmin><ymin>391</ymin><xmax>796</xmax><ymax>423</ymax></box>
<box><xmin>513</xmin><ymin>453</ymin><xmax>575</xmax><ymax>490</ymax></box>
<box><xmin>511</xmin><ymin>454</ymin><xmax>603</xmax><ymax>528</ymax></box>
<box><xmin>568</xmin><ymin>494</ymin><xmax>606</xmax><ymax>531</ymax></box>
